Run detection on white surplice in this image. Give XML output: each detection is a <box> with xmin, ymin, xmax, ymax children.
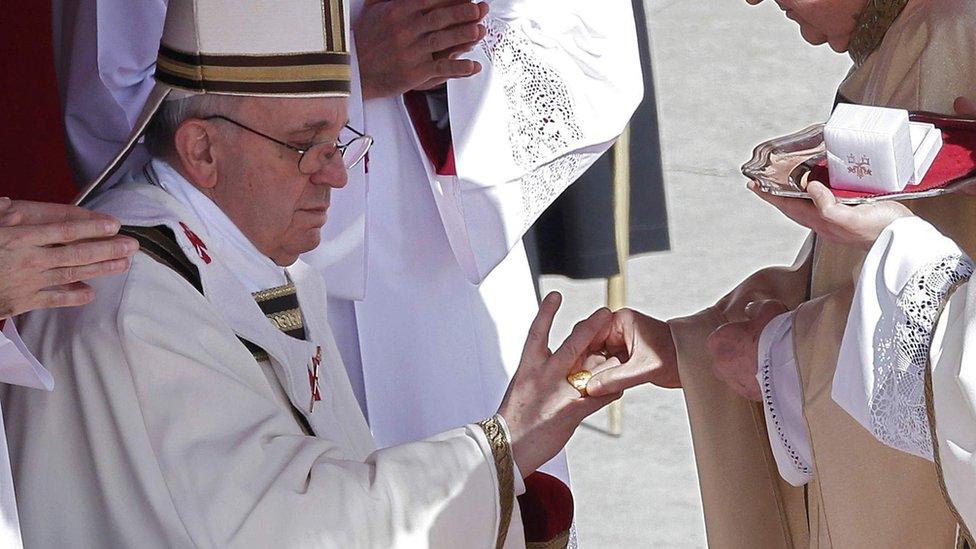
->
<box><xmin>0</xmin><ymin>323</ymin><xmax>52</xmax><ymax>549</ymax></box>
<box><xmin>1</xmin><ymin>166</ymin><xmax>524</xmax><ymax>548</ymax></box>
<box><xmin>54</xmin><ymin>0</ymin><xmax>643</xmax><ymax>487</ymax></box>
<box><xmin>832</xmin><ymin>215</ymin><xmax>976</xmax><ymax>539</ymax></box>
<box><xmin>317</xmin><ymin>0</ymin><xmax>642</xmax><ymax>475</ymax></box>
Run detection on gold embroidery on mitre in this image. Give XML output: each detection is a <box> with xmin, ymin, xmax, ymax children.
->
<box><xmin>155</xmin><ymin>56</ymin><xmax>351</xmax><ymax>84</ymax></box>
<box><xmin>848</xmin><ymin>0</ymin><xmax>910</xmax><ymax>66</ymax></box>
<box><xmin>477</xmin><ymin>415</ymin><xmax>515</xmax><ymax>549</ymax></box>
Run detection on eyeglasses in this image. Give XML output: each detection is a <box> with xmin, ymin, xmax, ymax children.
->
<box><xmin>203</xmin><ymin>115</ymin><xmax>373</xmax><ymax>173</ymax></box>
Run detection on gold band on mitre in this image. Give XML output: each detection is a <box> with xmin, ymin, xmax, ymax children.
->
<box><xmin>155</xmin><ymin>46</ymin><xmax>351</xmax><ymax>96</ymax></box>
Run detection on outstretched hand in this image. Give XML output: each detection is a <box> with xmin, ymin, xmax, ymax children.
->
<box><xmin>584</xmin><ymin>308</ymin><xmax>680</xmax><ymax>398</ymax></box>
<box><xmin>498</xmin><ymin>292</ymin><xmax>622</xmax><ymax>475</ymax></box>
<box><xmin>0</xmin><ymin>199</ymin><xmax>138</xmax><ymax>318</ymax></box>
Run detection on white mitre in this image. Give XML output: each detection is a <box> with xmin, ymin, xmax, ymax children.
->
<box><xmin>75</xmin><ymin>0</ymin><xmax>352</xmax><ymax>205</ymax></box>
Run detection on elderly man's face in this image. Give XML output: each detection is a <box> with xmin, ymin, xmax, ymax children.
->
<box><xmin>770</xmin><ymin>0</ymin><xmax>869</xmax><ymax>52</ymax></box>
<box><xmin>208</xmin><ymin>96</ymin><xmax>349</xmax><ymax>266</ymax></box>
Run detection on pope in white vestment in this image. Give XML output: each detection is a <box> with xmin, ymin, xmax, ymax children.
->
<box><xmin>2</xmin><ymin>163</ymin><xmax>523</xmax><ymax>548</ymax></box>
<box><xmin>4</xmin><ymin>1</ymin><xmax>628</xmax><ymax>545</ymax></box>
<box><xmin>53</xmin><ymin>0</ymin><xmax>643</xmax><ymax>490</ymax></box>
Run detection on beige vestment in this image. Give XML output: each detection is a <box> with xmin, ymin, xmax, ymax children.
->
<box><xmin>671</xmin><ymin>0</ymin><xmax>976</xmax><ymax>546</ymax></box>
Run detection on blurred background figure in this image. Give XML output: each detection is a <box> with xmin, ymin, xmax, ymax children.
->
<box><xmin>0</xmin><ymin>5</ymin><xmax>138</xmax><ymax>548</ymax></box>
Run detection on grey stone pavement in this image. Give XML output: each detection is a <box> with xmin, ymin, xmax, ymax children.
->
<box><xmin>539</xmin><ymin>1</ymin><xmax>853</xmax><ymax>547</ymax></box>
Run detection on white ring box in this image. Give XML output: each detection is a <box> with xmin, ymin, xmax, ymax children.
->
<box><xmin>909</xmin><ymin>121</ymin><xmax>943</xmax><ymax>184</ymax></box>
<box><xmin>825</xmin><ymin>104</ymin><xmax>915</xmax><ymax>193</ymax></box>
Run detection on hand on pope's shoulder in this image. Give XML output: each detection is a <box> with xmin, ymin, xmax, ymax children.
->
<box><xmin>0</xmin><ymin>198</ymin><xmax>137</xmax><ymax>318</ymax></box>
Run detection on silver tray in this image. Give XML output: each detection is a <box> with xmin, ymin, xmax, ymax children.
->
<box><xmin>741</xmin><ymin>123</ymin><xmax>976</xmax><ymax>205</ymax></box>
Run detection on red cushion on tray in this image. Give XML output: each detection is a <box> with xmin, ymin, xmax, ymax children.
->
<box><xmin>807</xmin><ymin>112</ymin><xmax>976</xmax><ymax>199</ymax></box>
<box><xmin>517</xmin><ymin>471</ymin><xmax>574</xmax><ymax>544</ymax></box>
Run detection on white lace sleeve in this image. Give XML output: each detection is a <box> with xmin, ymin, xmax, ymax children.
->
<box><xmin>758</xmin><ymin>311</ymin><xmax>814</xmax><ymax>486</ymax></box>
<box><xmin>478</xmin><ymin>16</ymin><xmax>597</xmax><ymax>232</ymax></box>
<box><xmin>833</xmin><ymin>217</ymin><xmax>975</xmax><ymax>461</ymax></box>
<box><xmin>437</xmin><ymin>0</ymin><xmax>642</xmax><ymax>283</ymax></box>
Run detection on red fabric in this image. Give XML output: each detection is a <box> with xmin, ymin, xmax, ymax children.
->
<box><xmin>0</xmin><ymin>3</ymin><xmax>77</xmax><ymax>203</ymax></box>
<box><xmin>517</xmin><ymin>472</ymin><xmax>574</xmax><ymax>543</ymax></box>
<box><xmin>403</xmin><ymin>91</ymin><xmax>457</xmax><ymax>176</ymax></box>
<box><xmin>809</xmin><ymin>112</ymin><xmax>976</xmax><ymax>200</ymax></box>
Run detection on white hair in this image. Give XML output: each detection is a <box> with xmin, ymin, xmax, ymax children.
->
<box><xmin>144</xmin><ymin>93</ymin><xmax>241</xmax><ymax>158</ymax></box>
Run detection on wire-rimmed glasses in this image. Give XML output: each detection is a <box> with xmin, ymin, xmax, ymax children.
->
<box><xmin>203</xmin><ymin>115</ymin><xmax>372</xmax><ymax>173</ymax></box>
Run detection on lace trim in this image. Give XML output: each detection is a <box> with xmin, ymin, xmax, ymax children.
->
<box><xmin>760</xmin><ymin>352</ymin><xmax>812</xmax><ymax>478</ymax></box>
<box><xmin>480</xmin><ymin>17</ymin><xmax>587</xmax><ymax>230</ymax></box>
<box><xmin>477</xmin><ymin>415</ymin><xmax>515</xmax><ymax>549</ymax></box>
<box><xmin>869</xmin><ymin>255</ymin><xmax>974</xmax><ymax>460</ymax></box>
<box><xmin>517</xmin><ymin>153</ymin><xmax>590</xmax><ymax>232</ymax></box>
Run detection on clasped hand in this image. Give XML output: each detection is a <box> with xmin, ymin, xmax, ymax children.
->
<box><xmin>498</xmin><ymin>295</ymin><xmax>685</xmax><ymax>476</ymax></box>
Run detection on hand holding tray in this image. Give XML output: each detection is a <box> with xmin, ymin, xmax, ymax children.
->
<box><xmin>742</xmin><ymin>112</ymin><xmax>976</xmax><ymax>204</ymax></box>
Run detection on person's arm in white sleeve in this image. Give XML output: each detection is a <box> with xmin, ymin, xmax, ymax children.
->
<box><xmin>833</xmin><ymin>216</ymin><xmax>974</xmax><ymax>461</ymax></box>
<box><xmin>0</xmin><ymin>321</ymin><xmax>52</xmax><ymax>391</ymax></box>
<box><xmin>757</xmin><ymin>311</ymin><xmax>814</xmax><ymax>486</ymax></box>
<box><xmin>55</xmin><ymin>0</ymin><xmax>167</xmax><ymax>183</ymax></box>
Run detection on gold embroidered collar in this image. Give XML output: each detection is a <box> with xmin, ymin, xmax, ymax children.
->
<box><xmin>848</xmin><ymin>0</ymin><xmax>910</xmax><ymax>66</ymax></box>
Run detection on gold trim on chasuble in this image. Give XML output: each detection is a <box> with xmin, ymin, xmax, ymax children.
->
<box><xmin>848</xmin><ymin>0</ymin><xmax>910</xmax><ymax>66</ymax></box>
<box><xmin>248</xmin><ymin>283</ymin><xmax>307</xmax><ymax>362</ymax></box>
<box><xmin>924</xmin><ymin>278</ymin><xmax>975</xmax><ymax>548</ymax></box>
<box><xmin>477</xmin><ymin>415</ymin><xmax>516</xmax><ymax>549</ymax></box>
<box><xmin>253</xmin><ymin>283</ymin><xmax>306</xmax><ymax>334</ymax></box>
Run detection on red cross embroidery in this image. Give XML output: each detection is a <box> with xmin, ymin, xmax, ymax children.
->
<box><xmin>179</xmin><ymin>222</ymin><xmax>212</xmax><ymax>264</ymax></box>
<box><xmin>308</xmin><ymin>346</ymin><xmax>323</xmax><ymax>412</ymax></box>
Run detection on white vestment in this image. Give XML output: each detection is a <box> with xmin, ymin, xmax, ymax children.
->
<box><xmin>54</xmin><ymin>0</ymin><xmax>643</xmax><ymax>485</ymax></box>
<box><xmin>0</xmin><ymin>323</ymin><xmax>52</xmax><ymax>549</ymax></box>
<box><xmin>831</xmin><ymin>216</ymin><xmax>975</xmax><ymax>541</ymax></box>
<box><xmin>320</xmin><ymin>0</ymin><xmax>641</xmax><ymax>468</ymax></box>
<box><xmin>1</xmin><ymin>166</ymin><xmax>524</xmax><ymax>548</ymax></box>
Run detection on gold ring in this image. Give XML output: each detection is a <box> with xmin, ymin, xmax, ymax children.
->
<box><xmin>567</xmin><ymin>370</ymin><xmax>593</xmax><ymax>397</ymax></box>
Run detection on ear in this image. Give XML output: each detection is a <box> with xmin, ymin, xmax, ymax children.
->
<box><xmin>173</xmin><ymin>119</ymin><xmax>219</xmax><ymax>190</ymax></box>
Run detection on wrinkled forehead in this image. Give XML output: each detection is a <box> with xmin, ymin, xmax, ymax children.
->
<box><xmin>238</xmin><ymin>95</ymin><xmax>349</xmax><ymax>133</ymax></box>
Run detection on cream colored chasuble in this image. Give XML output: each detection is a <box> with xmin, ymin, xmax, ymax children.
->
<box><xmin>669</xmin><ymin>0</ymin><xmax>976</xmax><ymax>547</ymax></box>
